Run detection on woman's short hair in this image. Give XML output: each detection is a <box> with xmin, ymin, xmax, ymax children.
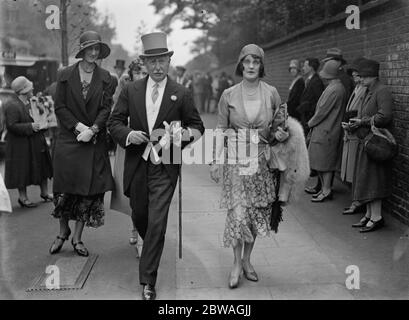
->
<box><xmin>235</xmin><ymin>54</ymin><xmax>266</xmax><ymax>78</ymax></box>
<box><xmin>128</xmin><ymin>58</ymin><xmax>143</xmax><ymax>81</ymax></box>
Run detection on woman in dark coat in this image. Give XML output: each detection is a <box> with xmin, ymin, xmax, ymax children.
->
<box><xmin>349</xmin><ymin>59</ymin><xmax>393</xmax><ymax>232</ymax></box>
<box><xmin>4</xmin><ymin>76</ymin><xmax>53</xmax><ymax>208</ymax></box>
<box><xmin>286</xmin><ymin>59</ymin><xmax>305</xmax><ymax>120</ymax></box>
<box><xmin>49</xmin><ymin>31</ymin><xmax>114</xmax><ymax>256</ymax></box>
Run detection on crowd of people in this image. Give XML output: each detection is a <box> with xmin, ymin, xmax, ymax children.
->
<box><xmin>285</xmin><ymin>48</ymin><xmax>394</xmax><ymax>233</ymax></box>
<box><xmin>0</xmin><ymin>28</ymin><xmax>396</xmax><ymax>300</ymax></box>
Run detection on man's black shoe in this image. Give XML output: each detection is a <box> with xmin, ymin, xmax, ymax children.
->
<box><xmin>142</xmin><ymin>284</ymin><xmax>156</xmax><ymax>300</ymax></box>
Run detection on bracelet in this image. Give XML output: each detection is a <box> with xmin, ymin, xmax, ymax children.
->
<box><xmin>89</xmin><ymin>124</ymin><xmax>100</xmax><ymax>134</ymax></box>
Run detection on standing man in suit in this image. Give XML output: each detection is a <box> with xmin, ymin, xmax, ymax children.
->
<box><xmin>108</xmin><ymin>32</ymin><xmax>204</xmax><ymax>300</ymax></box>
<box><xmin>297</xmin><ymin>58</ymin><xmax>325</xmax><ymax>135</ymax></box>
<box><xmin>296</xmin><ymin>57</ymin><xmax>325</xmax><ymax>195</ymax></box>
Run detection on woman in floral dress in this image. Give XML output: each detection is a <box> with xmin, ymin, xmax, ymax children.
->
<box><xmin>210</xmin><ymin>44</ymin><xmax>288</xmax><ymax>289</ymax></box>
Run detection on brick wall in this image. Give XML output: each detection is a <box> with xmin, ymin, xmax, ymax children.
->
<box><xmin>217</xmin><ymin>0</ymin><xmax>409</xmax><ymax>224</ymax></box>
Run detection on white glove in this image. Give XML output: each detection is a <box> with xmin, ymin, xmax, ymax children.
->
<box><xmin>77</xmin><ymin>128</ymin><xmax>94</xmax><ymax>142</ymax></box>
<box><xmin>75</xmin><ymin>122</ymin><xmax>89</xmax><ymax>133</ymax></box>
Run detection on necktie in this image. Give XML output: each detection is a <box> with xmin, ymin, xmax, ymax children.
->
<box><xmin>152</xmin><ymin>83</ymin><xmax>159</xmax><ymax>104</ymax></box>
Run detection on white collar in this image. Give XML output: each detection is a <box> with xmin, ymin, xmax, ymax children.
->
<box><xmin>147</xmin><ymin>76</ymin><xmax>167</xmax><ymax>89</ymax></box>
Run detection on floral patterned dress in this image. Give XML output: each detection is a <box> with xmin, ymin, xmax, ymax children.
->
<box><xmin>51</xmin><ymin>77</ymin><xmax>105</xmax><ymax>228</ymax></box>
<box><xmin>216</xmin><ymin>81</ymin><xmax>285</xmax><ymax>248</ymax></box>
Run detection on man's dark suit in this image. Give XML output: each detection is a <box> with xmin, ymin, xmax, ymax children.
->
<box><xmin>108</xmin><ymin>76</ymin><xmax>204</xmax><ymax>286</ymax></box>
<box><xmin>296</xmin><ymin>73</ymin><xmax>325</xmax><ymax>134</ymax></box>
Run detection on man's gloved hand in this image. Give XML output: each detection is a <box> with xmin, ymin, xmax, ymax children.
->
<box><xmin>77</xmin><ymin>128</ymin><xmax>94</xmax><ymax>143</ymax></box>
<box><xmin>75</xmin><ymin>122</ymin><xmax>89</xmax><ymax>133</ymax></box>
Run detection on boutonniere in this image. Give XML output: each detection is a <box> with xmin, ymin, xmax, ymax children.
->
<box><xmin>171</xmin><ymin>95</ymin><xmax>177</xmax><ymax>101</ymax></box>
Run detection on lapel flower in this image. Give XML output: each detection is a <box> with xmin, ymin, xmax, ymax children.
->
<box><xmin>171</xmin><ymin>95</ymin><xmax>177</xmax><ymax>101</ymax></box>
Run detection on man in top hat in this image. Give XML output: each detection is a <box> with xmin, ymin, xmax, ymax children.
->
<box><xmin>108</xmin><ymin>31</ymin><xmax>204</xmax><ymax>300</ymax></box>
<box><xmin>322</xmin><ymin>48</ymin><xmax>355</xmax><ymax>102</ymax></box>
<box><xmin>175</xmin><ymin>65</ymin><xmax>189</xmax><ymax>88</ymax></box>
<box><xmin>114</xmin><ymin>59</ymin><xmax>126</xmax><ymax>79</ymax></box>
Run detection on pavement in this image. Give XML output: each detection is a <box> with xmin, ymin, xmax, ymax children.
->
<box><xmin>0</xmin><ymin>113</ymin><xmax>408</xmax><ymax>300</ymax></box>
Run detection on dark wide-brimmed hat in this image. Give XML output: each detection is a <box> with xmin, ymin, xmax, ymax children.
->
<box><xmin>346</xmin><ymin>57</ymin><xmax>367</xmax><ymax>73</ymax></box>
<box><xmin>322</xmin><ymin>48</ymin><xmax>347</xmax><ymax>65</ymax></box>
<box><xmin>75</xmin><ymin>31</ymin><xmax>111</xmax><ymax>59</ymax></box>
<box><xmin>139</xmin><ymin>32</ymin><xmax>174</xmax><ymax>58</ymax></box>
<box><xmin>357</xmin><ymin>58</ymin><xmax>380</xmax><ymax>77</ymax></box>
<box><xmin>319</xmin><ymin>60</ymin><xmax>341</xmax><ymax>80</ymax></box>
<box><xmin>11</xmin><ymin>76</ymin><xmax>33</xmax><ymax>95</ymax></box>
<box><xmin>114</xmin><ymin>59</ymin><xmax>126</xmax><ymax>70</ymax></box>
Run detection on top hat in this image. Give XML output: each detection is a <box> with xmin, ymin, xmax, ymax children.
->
<box><xmin>75</xmin><ymin>31</ymin><xmax>111</xmax><ymax>59</ymax></box>
<box><xmin>11</xmin><ymin>76</ymin><xmax>33</xmax><ymax>95</ymax></box>
<box><xmin>357</xmin><ymin>58</ymin><xmax>380</xmax><ymax>77</ymax></box>
<box><xmin>139</xmin><ymin>32</ymin><xmax>174</xmax><ymax>58</ymax></box>
<box><xmin>114</xmin><ymin>59</ymin><xmax>126</xmax><ymax>70</ymax></box>
<box><xmin>319</xmin><ymin>60</ymin><xmax>342</xmax><ymax>80</ymax></box>
<box><xmin>322</xmin><ymin>48</ymin><xmax>347</xmax><ymax>65</ymax></box>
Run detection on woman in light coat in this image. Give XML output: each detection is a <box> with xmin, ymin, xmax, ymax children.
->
<box><xmin>341</xmin><ymin>58</ymin><xmax>368</xmax><ymax>215</ymax></box>
<box><xmin>308</xmin><ymin>60</ymin><xmax>346</xmax><ymax>202</ymax></box>
<box><xmin>210</xmin><ymin>44</ymin><xmax>288</xmax><ymax>289</ymax></box>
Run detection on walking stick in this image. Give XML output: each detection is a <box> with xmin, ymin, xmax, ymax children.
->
<box><xmin>178</xmin><ymin>149</ymin><xmax>182</xmax><ymax>259</ymax></box>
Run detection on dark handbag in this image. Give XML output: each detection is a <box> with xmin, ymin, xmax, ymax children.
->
<box><xmin>364</xmin><ymin>117</ymin><xmax>398</xmax><ymax>162</ymax></box>
<box><xmin>270</xmin><ymin>170</ymin><xmax>283</xmax><ymax>233</ymax></box>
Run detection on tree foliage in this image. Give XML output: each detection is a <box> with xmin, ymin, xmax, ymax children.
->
<box><xmin>0</xmin><ymin>0</ymin><xmax>127</xmax><ymax>64</ymax></box>
<box><xmin>150</xmin><ymin>0</ymin><xmax>364</xmax><ymax>66</ymax></box>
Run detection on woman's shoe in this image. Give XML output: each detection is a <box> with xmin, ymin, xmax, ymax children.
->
<box><xmin>359</xmin><ymin>218</ymin><xmax>385</xmax><ymax>233</ymax></box>
<box><xmin>352</xmin><ymin>217</ymin><xmax>370</xmax><ymax>228</ymax></box>
<box><xmin>228</xmin><ymin>269</ymin><xmax>242</xmax><ymax>289</ymax></box>
<box><xmin>40</xmin><ymin>194</ymin><xmax>54</xmax><ymax>202</ymax></box>
<box><xmin>18</xmin><ymin>198</ymin><xmax>37</xmax><ymax>208</ymax></box>
<box><xmin>49</xmin><ymin>229</ymin><xmax>71</xmax><ymax>254</ymax></box>
<box><xmin>242</xmin><ymin>262</ymin><xmax>258</xmax><ymax>282</ymax></box>
<box><xmin>311</xmin><ymin>191</ymin><xmax>333</xmax><ymax>202</ymax></box>
<box><xmin>312</xmin><ymin>191</ymin><xmax>322</xmax><ymax>198</ymax></box>
<box><xmin>71</xmin><ymin>239</ymin><xmax>89</xmax><ymax>257</ymax></box>
<box><xmin>304</xmin><ymin>185</ymin><xmax>320</xmax><ymax>194</ymax></box>
<box><xmin>343</xmin><ymin>204</ymin><xmax>366</xmax><ymax>215</ymax></box>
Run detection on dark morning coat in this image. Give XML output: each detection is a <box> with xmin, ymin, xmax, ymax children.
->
<box><xmin>352</xmin><ymin>79</ymin><xmax>393</xmax><ymax>202</ymax></box>
<box><xmin>296</xmin><ymin>73</ymin><xmax>325</xmax><ymax>133</ymax></box>
<box><xmin>287</xmin><ymin>76</ymin><xmax>305</xmax><ymax>120</ymax></box>
<box><xmin>107</xmin><ymin>76</ymin><xmax>204</xmax><ymax>201</ymax></box>
<box><xmin>4</xmin><ymin>95</ymin><xmax>52</xmax><ymax>189</ymax></box>
<box><xmin>53</xmin><ymin>62</ymin><xmax>114</xmax><ymax>196</ymax></box>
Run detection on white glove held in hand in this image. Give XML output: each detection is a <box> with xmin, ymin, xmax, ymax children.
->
<box><xmin>75</xmin><ymin>122</ymin><xmax>89</xmax><ymax>133</ymax></box>
<box><xmin>77</xmin><ymin>128</ymin><xmax>94</xmax><ymax>142</ymax></box>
